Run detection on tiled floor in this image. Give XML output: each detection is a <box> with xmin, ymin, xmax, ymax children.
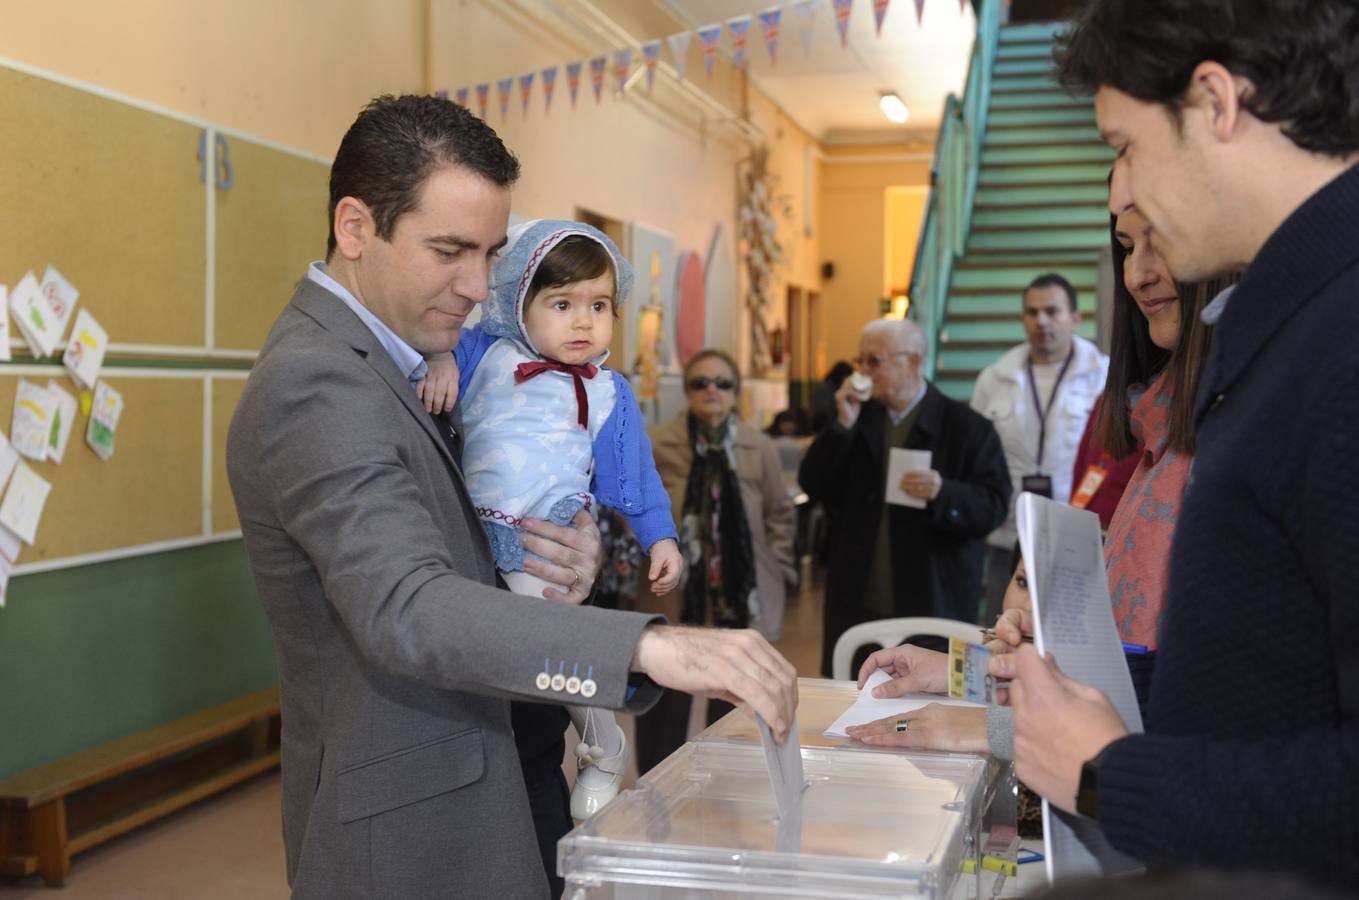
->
<box><xmin>0</xmin><ymin>574</ymin><xmax>828</xmax><ymax>898</ymax></box>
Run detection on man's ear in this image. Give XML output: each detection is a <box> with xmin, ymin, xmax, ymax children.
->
<box><xmin>1188</xmin><ymin>61</ymin><xmax>1251</xmax><ymax>144</ymax></box>
<box><xmin>333</xmin><ymin>196</ymin><xmax>372</xmax><ymax>261</ymax></box>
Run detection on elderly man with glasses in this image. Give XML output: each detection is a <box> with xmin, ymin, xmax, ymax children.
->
<box><xmin>799</xmin><ymin>318</ymin><xmax>1011</xmax><ymax>676</ymax></box>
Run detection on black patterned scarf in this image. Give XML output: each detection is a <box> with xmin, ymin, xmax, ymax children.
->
<box><xmin>679</xmin><ymin>414</ymin><xmax>757</xmax><ymax>628</ymax></box>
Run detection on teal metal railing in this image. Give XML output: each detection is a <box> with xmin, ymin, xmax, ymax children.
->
<box><xmin>908</xmin><ymin>0</ymin><xmax>1002</xmax><ymax>377</ymax></box>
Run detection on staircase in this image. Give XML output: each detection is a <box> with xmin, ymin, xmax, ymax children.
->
<box><xmin>932</xmin><ymin>21</ymin><xmax>1114</xmax><ymax>401</ymax></box>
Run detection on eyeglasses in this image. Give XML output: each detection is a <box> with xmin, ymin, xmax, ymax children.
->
<box><xmin>852</xmin><ymin>351</ymin><xmax>911</xmax><ymax>369</ymax></box>
<box><xmin>686</xmin><ymin>376</ymin><xmax>736</xmax><ymax>392</ymax></box>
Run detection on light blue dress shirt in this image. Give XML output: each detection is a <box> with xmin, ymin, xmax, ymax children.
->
<box><xmin>306</xmin><ymin>262</ymin><xmax>429</xmax><ymax>388</ymax></box>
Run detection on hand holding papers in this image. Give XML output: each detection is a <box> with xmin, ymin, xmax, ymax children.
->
<box><xmin>826</xmin><ymin>667</ymin><xmax>984</xmax><ymax>737</ymax></box>
<box><xmin>886</xmin><ymin>448</ymin><xmax>932</xmax><ymax>508</ymax></box>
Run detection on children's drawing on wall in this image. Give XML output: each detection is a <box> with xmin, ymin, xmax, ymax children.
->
<box><xmin>46</xmin><ymin>380</ymin><xmax>77</xmax><ymax>464</ymax></box>
<box><xmin>64</xmin><ymin>309</ymin><xmax>108</xmax><ymax>390</ymax></box>
<box><xmin>12</xmin><ymin>379</ymin><xmax>56</xmax><ymax>461</ymax></box>
<box><xmin>86</xmin><ymin>380</ymin><xmax>124</xmax><ymax>462</ymax></box>
<box><xmin>0</xmin><ymin>461</ymin><xmax>52</xmax><ymax>546</ymax></box>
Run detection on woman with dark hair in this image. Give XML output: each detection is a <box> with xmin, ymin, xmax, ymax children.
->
<box><xmin>810</xmin><ymin>360</ymin><xmax>855</xmax><ymax>433</ymax></box>
<box><xmin>632</xmin><ymin>348</ymin><xmax>797</xmax><ymax>773</ymax></box>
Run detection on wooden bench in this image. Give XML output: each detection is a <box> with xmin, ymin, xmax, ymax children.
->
<box><xmin>0</xmin><ymin>687</ymin><xmax>281</xmax><ymax>887</ymax></box>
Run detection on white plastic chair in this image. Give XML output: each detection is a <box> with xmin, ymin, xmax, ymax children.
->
<box><xmin>831</xmin><ymin>616</ymin><xmax>984</xmax><ymax>681</ymax></box>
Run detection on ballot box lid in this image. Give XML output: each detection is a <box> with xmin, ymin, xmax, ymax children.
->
<box><xmin>559</xmin><ymin>740</ymin><xmax>986</xmax><ymax>898</ymax></box>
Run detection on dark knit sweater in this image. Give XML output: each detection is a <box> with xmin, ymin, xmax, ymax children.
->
<box><xmin>1097</xmin><ymin>163</ymin><xmax>1359</xmax><ymax>893</ymax></box>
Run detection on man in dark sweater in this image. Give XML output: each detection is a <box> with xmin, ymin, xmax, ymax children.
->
<box><xmin>989</xmin><ymin>0</ymin><xmax>1359</xmax><ymax>893</ymax></box>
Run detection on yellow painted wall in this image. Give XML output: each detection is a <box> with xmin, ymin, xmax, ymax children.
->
<box><xmin>886</xmin><ymin>186</ymin><xmax>930</xmax><ymax>296</ymax></box>
<box><xmin>816</xmin><ymin>144</ymin><xmax>932</xmax><ymax>370</ymax></box>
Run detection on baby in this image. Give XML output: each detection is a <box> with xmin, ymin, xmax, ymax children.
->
<box><xmin>422</xmin><ymin>219</ymin><xmax>682</xmax><ymax>818</ymax></box>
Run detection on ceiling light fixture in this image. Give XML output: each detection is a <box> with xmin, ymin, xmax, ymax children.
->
<box><xmin>880</xmin><ymin>92</ymin><xmax>910</xmax><ymax>124</ymax></box>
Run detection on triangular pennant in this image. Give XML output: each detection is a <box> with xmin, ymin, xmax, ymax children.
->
<box><xmin>667</xmin><ymin>31</ymin><xmax>692</xmax><ymax>81</ymax></box>
<box><xmin>696</xmin><ymin>23</ymin><xmax>723</xmax><ymax>79</ymax></box>
<box><xmin>873</xmin><ymin>0</ymin><xmax>891</xmax><ymax>34</ymax></box>
<box><xmin>566</xmin><ymin>60</ymin><xmax>583</xmax><ymax>108</ymax></box>
<box><xmin>612</xmin><ymin>47</ymin><xmax>632</xmax><ymax>94</ymax></box>
<box><xmin>496</xmin><ymin>77</ymin><xmax>513</xmax><ymax>119</ymax></box>
<box><xmin>642</xmin><ymin>39</ymin><xmax>662</xmax><ymax>92</ymax></box>
<box><xmin>793</xmin><ymin>0</ymin><xmax>817</xmax><ymax>53</ymax></box>
<box><xmin>960</xmin><ymin>0</ymin><xmax>969</xmax><ymax>12</ymax></box>
<box><xmin>914</xmin><ymin>0</ymin><xmax>926</xmax><ymax>25</ymax></box>
<box><xmin>727</xmin><ymin>14</ymin><xmax>752</xmax><ymax>70</ymax></box>
<box><xmin>589</xmin><ymin>54</ymin><xmax>607</xmax><ymax>103</ymax></box>
<box><xmin>541</xmin><ymin>66</ymin><xmax>558</xmax><ymax>113</ymax></box>
<box><xmin>833</xmin><ymin>0</ymin><xmax>854</xmax><ymax>48</ymax></box>
<box><xmin>434</xmin><ymin>89</ymin><xmax>449</xmax><ymax>100</ymax></box>
<box><xmin>518</xmin><ymin>72</ymin><xmax>535</xmax><ymax>115</ymax></box>
<box><xmin>454</xmin><ymin>86</ymin><xmax>469</xmax><ymax>108</ymax></box>
<box><xmin>758</xmin><ymin>6</ymin><xmax>782</xmax><ymax>64</ymax></box>
<box><xmin>475</xmin><ymin>82</ymin><xmax>490</xmax><ymax>120</ymax></box>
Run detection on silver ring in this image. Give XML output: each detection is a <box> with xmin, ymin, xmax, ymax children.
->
<box><xmin>895</xmin><ymin>719</ymin><xmax>910</xmax><ymax>734</ymax></box>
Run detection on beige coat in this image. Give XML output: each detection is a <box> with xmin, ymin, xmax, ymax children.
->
<box><xmin>638</xmin><ymin>414</ymin><xmax>797</xmax><ymax>640</ymax></box>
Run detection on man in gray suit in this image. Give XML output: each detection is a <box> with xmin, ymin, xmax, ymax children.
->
<box><xmin>227</xmin><ymin>95</ymin><xmax>797</xmax><ymax>899</ymax></box>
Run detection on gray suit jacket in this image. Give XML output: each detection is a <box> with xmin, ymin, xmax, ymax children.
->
<box><xmin>227</xmin><ymin>277</ymin><xmax>661</xmax><ymax>899</ymax></box>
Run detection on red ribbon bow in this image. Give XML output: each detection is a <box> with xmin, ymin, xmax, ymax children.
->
<box><xmin>514</xmin><ymin>360</ymin><xmax>599</xmax><ymax>430</ymax></box>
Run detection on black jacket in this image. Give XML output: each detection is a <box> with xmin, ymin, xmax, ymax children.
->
<box><xmin>800</xmin><ymin>383</ymin><xmax>1010</xmax><ymax>674</ymax></box>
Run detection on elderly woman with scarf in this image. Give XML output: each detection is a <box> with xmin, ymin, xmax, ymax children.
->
<box><xmin>633</xmin><ymin>349</ymin><xmax>798</xmax><ymax>773</ymax></box>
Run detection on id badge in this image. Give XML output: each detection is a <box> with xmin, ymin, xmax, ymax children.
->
<box><xmin>1021</xmin><ymin>473</ymin><xmax>1053</xmax><ymax>498</ymax></box>
<box><xmin>1070</xmin><ymin>464</ymin><xmax>1108</xmax><ymax>509</ymax></box>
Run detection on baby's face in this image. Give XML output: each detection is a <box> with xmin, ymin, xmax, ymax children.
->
<box><xmin>523</xmin><ymin>271</ymin><xmax>615</xmax><ymax>365</ymax></box>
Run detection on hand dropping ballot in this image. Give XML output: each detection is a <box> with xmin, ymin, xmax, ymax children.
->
<box><xmin>756</xmin><ymin>714</ymin><xmax>804</xmax><ymax>822</ymax></box>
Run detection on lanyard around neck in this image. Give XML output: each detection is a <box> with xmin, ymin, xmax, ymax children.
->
<box><xmin>1027</xmin><ymin>347</ymin><xmax>1075</xmax><ymax>468</ymax></box>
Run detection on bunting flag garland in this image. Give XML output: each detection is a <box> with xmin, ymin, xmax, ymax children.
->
<box><xmin>832</xmin><ymin>0</ymin><xmax>854</xmax><ymax>48</ymax></box>
<box><xmin>793</xmin><ymin>0</ymin><xmax>817</xmax><ymax>54</ymax></box>
<box><xmin>475</xmin><ymin>82</ymin><xmax>490</xmax><ymax>120</ymax></box>
<box><xmin>758</xmin><ymin>6</ymin><xmax>782</xmax><ymax>64</ymax></box>
<box><xmin>960</xmin><ymin>0</ymin><xmax>969</xmax><ymax>12</ymax></box>
<box><xmin>454</xmin><ymin>86</ymin><xmax>469</xmax><ymax>108</ymax></box>
<box><xmin>642</xmin><ymin>39</ymin><xmax>662</xmax><ymax>92</ymax></box>
<box><xmin>612</xmin><ymin>47</ymin><xmax>632</xmax><ymax>94</ymax></box>
<box><xmin>873</xmin><ymin>0</ymin><xmax>892</xmax><ymax>34</ymax></box>
<box><xmin>913</xmin><ymin>0</ymin><xmax>926</xmax><ymax>25</ymax></box>
<box><xmin>566</xmin><ymin>60</ymin><xmax>583</xmax><ymax>108</ymax></box>
<box><xmin>696</xmin><ymin>23</ymin><xmax>723</xmax><ymax>79</ymax></box>
<box><xmin>518</xmin><ymin>72</ymin><xmax>535</xmax><ymax>115</ymax></box>
<box><xmin>496</xmin><ymin>77</ymin><xmax>513</xmax><ymax>119</ymax></box>
<box><xmin>727</xmin><ymin>14</ymin><xmax>752</xmax><ymax>70</ymax></box>
<box><xmin>667</xmin><ymin>31</ymin><xmax>692</xmax><ymax>80</ymax></box>
<box><xmin>589</xmin><ymin>54</ymin><xmax>607</xmax><ymax>103</ymax></box>
<box><xmin>541</xmin><ymin>66</ymin><xmax>558</xmax><ymax>112</ymax></box>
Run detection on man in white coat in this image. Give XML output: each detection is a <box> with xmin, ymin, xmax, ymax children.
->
<box><xmin>969</xmin><ymin>273</ymin><xmax>1107</xmax><ymax>613</ymax></box>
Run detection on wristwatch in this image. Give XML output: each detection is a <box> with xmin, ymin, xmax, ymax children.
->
<box><xmin>1076</xmin><ymin>746</ymin><xmax>1110</xmax><ymax>820</ymax></box>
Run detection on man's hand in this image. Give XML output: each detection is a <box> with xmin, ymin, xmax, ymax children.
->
<box><xmin>845</xmin><ymin>704</ymin><xmax>988</xmax><ymax>752</ymax></box>
<box><xmin>632</xmin><ymin>625</ymin><xmax>799</xmax><ymax>741</ymax></box>
<box><xmin>855</xmin><ymin>645</ymin><xmax>949</xmax><ymax>697</ymax></box>
<box><xmin>834</xmin><ymin>377</ymin><xmax>864</xmax><ymax>430</ymax></box>
<box><xmin>899</xmin><ymin>468</ymin><xmax>943</xmax><ymax>502</ymax></box>
<box><xmin>990</xmin><ymin>645</ymin><xmax>1129</xmax><ymax>813</ymax></box>
<box><xmin>520</xmin><ymin>509</ymin><xmax>602</xmax><ymax>604</ymax></box>
<box><xmin>416</xmin><ymin>353</ymin><xmax>459</xmax><ymax>413</ymax></box>
<box><xmin>647</xmin><ymin>538</ymin><xmax>683</xmax><ymax>595</ymax></box>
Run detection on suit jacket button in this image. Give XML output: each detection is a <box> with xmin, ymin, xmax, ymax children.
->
<box><xmin>565</xmin><ymin>676</ymin><xmax>582</xmax><ymax>694</ymax></box>
<box><xmin>535</xmin><ymin>672</ymin><xmax>552</xmax><ymax>691</ymax></box>
<box><xmin>551</xmin><ymin>673</ymin><xmax>567</xmax><ymax>692</ymax></box>
<box><xmin>580</xmin><ymin>679</ymin><xmax>598</xmax><ymax>698</ymax></box>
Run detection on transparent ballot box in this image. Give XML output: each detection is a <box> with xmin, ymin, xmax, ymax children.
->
<box><xmin>559</xmin><ymin>739</ymin><xmax>989</xmax><ymax>899</ymax></box>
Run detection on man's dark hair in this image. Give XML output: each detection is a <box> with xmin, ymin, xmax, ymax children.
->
<box><xmin>1054</xmin><ymin>0</ymin><xmax>1359</xmax><ymax>156</ymax></box>
<box><xmin>527</xmin><ymin>236</ymin><xmax>620</xmax><ymax>319</ymax></box>
<box><xmin>1024</xmin><ymin>273</ymin><xmax>1078</xmax><ymax>313</ymax></box>
<box><xmin>326</xmin><ymin>94</ymin><xmax>521</xmax><ymax>256</ymax></box>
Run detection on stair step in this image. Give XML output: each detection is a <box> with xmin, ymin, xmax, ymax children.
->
<box><xmin>976</xmin><ymin>183</ymin><xmax>1109</xmax><ymax>206</ymax></box>
<box><xmin>991</xmin><ymin>74</ymin><xmax>1064</xmax><ymax>93</ymax></box>
<box><xmin>969</xmin><ymin>227</ymin><xmax>1109</xmax><ymax>252</ymax></box>
<box><xmin>940</xmin><ymin>320</ymin><xmax>1097</xmax><ymax>344</ymax></box>
<box><xmin>979</xmin><ymin>162</ymin><xmax>1113</xmax><ymax>185</ymax></box>
<box><xmin>981</xmin><ymin>143</ymin><xmax>1113</xmax><ymax>166</ymax></box>
<box><xmin>984</xmin><ymin>124</ymin><xmax>1102</xmax><ymax>146</ymax></box>
<box><xmin>949</xmin><ymin>296</ymin><xmax>1097</xmax><ymax>318</ymax></box>
<box><xmin>989</xmin><ymin>90</ymin><xmax>1082</xmax><ymax>110</ymax></box>
<box><xmin>995</xmin><ymin>41</ymin><xmax>1056</xmax><ymax>61</ymax></box>
<box><xmin>989</xmin><ymin>107</ymin><xmax>1096</xmax><ymax>127</ymax></box>
<box><xmin>952</xmin><ymin>264</ymin><xmax>1097</xmax><ymax>291</ymax></box>
<box><xmin>998</xmin><ymin>22</ymin><xmax>1067</xmax><ymax>43</ymax></box>
<box><xmin>972</xmin><ymin>204</ymin><xmax>1109</xmax><ymax>228</ymax></box>
<box><xmin>993</xmin><ymin>58</ymin><xmax>1057</xmax><ymax>77</ymax></box>
<box><xmin>939</xmin><ymin>347</ymin><xmax>1013</xmax><ymax>371</ymax></box>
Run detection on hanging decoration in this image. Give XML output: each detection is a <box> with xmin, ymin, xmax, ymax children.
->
<box><xmin>667</xmin><ymin>31</ymin><xmax>692</xmax><ymax>81</ymax></box>
<box><xmin>642</xmin><ymin>39</ymin><xmax>662</xmax><ymax>92</ymax></box>
<box><xmin>454</xmin><ymin>86</ymin><xmax>469</xmax><ymax>108</ymax></box>
<box><xmin>434</xmin><ymin>89</ymin><xmax>449</xmax><ymax>100</ymax></box>
<box><xmin>518</xmin><ymin>72</ymin><xmax>535</xmax><ymax>115</ymax></box>
<box><xmin>873</xmin><ymin>0</ymin><xmax>892</xmax><ymax>35</ymax></box>
<box><xmin>758</xmin><ymin>6</ymin><xmax>782</xmax><ymax>64</ymax></box>
<box><xmin>566</xmin><ymin>60</ymin><xmax>583</xmax><ymax>108</ymax></box>
<box><xmin>696</xmin><ymin>23</ymin><xmax>723</xmax><ymax>79</ymax></box>
<box><xmin>496</xmin><ymin>77</ymin><xmax>513</xmax><ymax>119</ymax></box>
<box><xmin>914</xmin><ymin>0</ymin><xmax>926</xmax><ymax>25</ymax></box>
<box><xmin>475</xmin><ymin>83</ymin><xmax>490</xmax><ymax>120</ymax></box>
<box><xmin>738</xmin><ymin>146</ymin><xmax>791</xmax><ymax>376</ymax></box>
<box><xmin>541</xmin><ymin>66</ymin><xmax>558</xmax><ymax>112</ymax></box>
<box><xmin>589</xmin><ymin>55</ymin><xmax>607</xmax><ymax>103</ymax></box>
<box><xmin>793</xmin><ymin>0</ymin><xmax>817</xmax><ymax>54</ymax></box>
<box><xmin>612</xmin><ymin>47</ymin><xmax>633</xmax><ymax>94</ymax></box>
<box><xmin>727</xmin><ymin>14</ymin><xmax>752</xmax><ymax>70</ymax></box>
<box><xmin>832</xmin><ymin>0</ymin><xmax>854</xmax><ymax>48</ymax></box>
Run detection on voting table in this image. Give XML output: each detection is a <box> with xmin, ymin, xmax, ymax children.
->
<box><xmin>559</xmin><ymin>678</ymin><xmax>1018</xmax><ymax>899</ymax></box>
